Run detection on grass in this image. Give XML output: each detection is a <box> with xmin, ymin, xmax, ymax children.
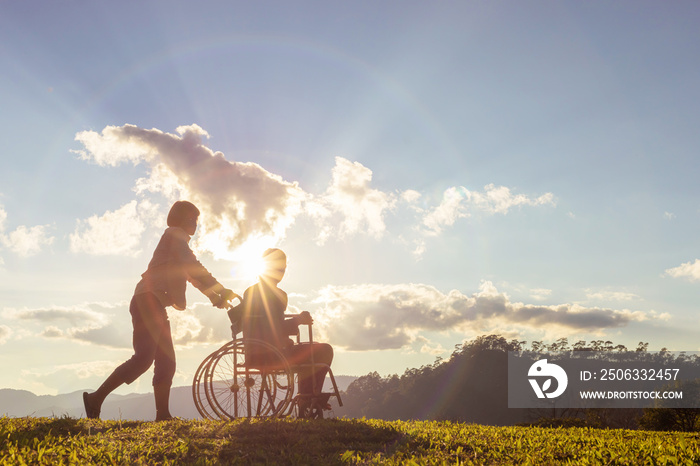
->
<box><xmin>1</xmin><ymin>416</ymin><xmax>699</xmax><ymax>465</ymax></box>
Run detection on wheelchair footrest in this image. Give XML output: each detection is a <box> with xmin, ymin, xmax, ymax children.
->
<box><xmin>294</xmin><ymin>393</ymin><xmax>333</xmax><ymax>409</ymax></box>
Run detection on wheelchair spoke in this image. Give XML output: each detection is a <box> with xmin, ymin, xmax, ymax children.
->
<box><xmin>197</xmin><ymin>338</ymin><xmax>294</xmax><ymax>420</ymax></box>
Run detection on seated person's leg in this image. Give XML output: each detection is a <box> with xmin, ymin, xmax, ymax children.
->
<box><xmin>286</xmin><ymin>342</ymin><xmax>333</xmax><ymax>395</ymax></box>
<box><xmin>312</xmin><ymin>343</ymin><xmax>333</xmax><ymax>392</ymax></box>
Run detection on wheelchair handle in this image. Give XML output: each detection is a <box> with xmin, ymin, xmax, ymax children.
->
<box><xmin>224</xmin><ymin>292</ymin><xmax>243</xmax><ymax>308</ymax></box>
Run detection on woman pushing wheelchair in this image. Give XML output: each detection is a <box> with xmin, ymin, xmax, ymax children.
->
<box><xmin>83</xmin><ymin>201</ymin><xmax>235</xmax><ymax>421</ymax></box>
<box><xmin>227</xmin><ymin>248</ymin><xmax>335</xmax><ymax>416</ymax></box>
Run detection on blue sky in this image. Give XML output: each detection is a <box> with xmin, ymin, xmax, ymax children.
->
<box><xmin>1</xmin><ymin>1</ymin><xmax>699</xmax><ymax>396</ymax></box>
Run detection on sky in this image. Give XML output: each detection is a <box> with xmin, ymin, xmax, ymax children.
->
<box><xmin>1</xmin><ymin>1</ymin><xmax>699</xmax><ymax>397</ymax></box>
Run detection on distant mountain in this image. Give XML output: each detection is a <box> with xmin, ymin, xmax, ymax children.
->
<box><xmin>328</xmin><ymin>375</ymin><xmax>357</xmax><ymax>394</ymax></box>
<box><xmin>0</xmin><ymin>376</ymin><xmax>356</xmax><ymax>421</ymax></box>
<box><xmin>0</xmin><ymin>388</ymin><xmax>164</xmax><ymax>420</ymax></box>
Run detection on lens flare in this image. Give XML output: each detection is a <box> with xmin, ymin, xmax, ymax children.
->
<box><xmin>229</xmin><ymin>236</ymin><xmax>273</xmax><ymax>283</ymax></box>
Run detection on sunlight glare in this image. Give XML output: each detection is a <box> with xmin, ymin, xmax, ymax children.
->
<box><xmin>229</xmin><ymin>236</ymin><xmax>273</xmax><ymax>283</ymax></box>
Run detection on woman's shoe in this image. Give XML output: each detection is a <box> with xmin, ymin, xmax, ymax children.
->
<box><xmin>155</xmin><ymin>411</ymin><xmax>175</xmax><ymax>421</ymax></box>
<box><xmin>83</xmin><ymin>392</ymin><xmax>101</xmax><ymax>419</ymax></box>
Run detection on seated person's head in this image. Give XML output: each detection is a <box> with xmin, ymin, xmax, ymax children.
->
<box><xmin>261</xmin><ymin>248</ymin><xmax>286</xmax><ymax>284</ymax></box>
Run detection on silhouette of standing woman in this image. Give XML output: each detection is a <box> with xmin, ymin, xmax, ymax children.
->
<box><xmin>83</xmin><ymin>201</ymin><xmax>234</xmax><ymax>420</ymax></box>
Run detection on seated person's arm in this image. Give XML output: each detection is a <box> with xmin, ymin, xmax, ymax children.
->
<box><xmin>295</xmin><ymin>311</ymin><xmax>313</xmax><ymax>325</ymax></box>
<box><xmin>283</xmin><ymin>311</ymin><xmax>313</xmax><ymax>335</ymax></box>
<box><xmin>283</xmin><ymin>318</ymin><xmax>298</xmax><ymax>337</ymax></box>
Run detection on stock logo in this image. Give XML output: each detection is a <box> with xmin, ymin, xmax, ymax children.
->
<box><xmin>528</xmin><ymin>359</ymin><xmax>568</xmax><ymax>399</ymax></box>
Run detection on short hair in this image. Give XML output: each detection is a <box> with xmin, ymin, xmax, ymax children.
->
<box><xmin>167</xmin><ymin>201</ymin><xmax>200</xmax><ymax>228</ymax></box>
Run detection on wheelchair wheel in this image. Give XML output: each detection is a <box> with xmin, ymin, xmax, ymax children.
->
<box><xmin>193</xmin><ymin>341</ymin><xmax>234</xmax><ymax>420</ymax></box>
<box><xmin>205</xmin><ymin>339</ymin><xmax>294</xmax><ymax>419</ymax></box>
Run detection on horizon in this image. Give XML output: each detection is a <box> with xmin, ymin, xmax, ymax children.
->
<box><xmin>1</xmin><ymin>1</ymin><xmax>700</xmax><ymax>397</ymax></box>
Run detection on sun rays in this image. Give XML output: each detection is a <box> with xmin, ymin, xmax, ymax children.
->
<box><xmin>227</xmin><ymin>236</ymin><xmax>274</xmax><ymax>283</ymax></box>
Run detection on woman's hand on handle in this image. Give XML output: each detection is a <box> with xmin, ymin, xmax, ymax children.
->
<box><xmin>210</xmin><ymin>288</ymin><xmax>241</xmax><ymax>309</ymax></box>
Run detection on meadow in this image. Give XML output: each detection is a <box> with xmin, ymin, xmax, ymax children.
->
<box><xmin>1</xmin><ymin>415</ymin><xmax>698</xmax><ymax>465</ymax></box>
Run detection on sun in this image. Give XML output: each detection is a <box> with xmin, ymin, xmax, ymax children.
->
<box><xmin>229</xmin><ymin>236</ymin><xmax>272</xmax><ymax>283</ymax></box>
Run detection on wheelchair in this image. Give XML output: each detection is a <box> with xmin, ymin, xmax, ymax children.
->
<box><xmin>192</xmin><ymin>297</ymin><xmax>343</xmax><ymax>420</ymax></box>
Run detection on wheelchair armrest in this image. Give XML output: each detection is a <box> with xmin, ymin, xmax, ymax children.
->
<box><xmin>283</xmin><ymin>313</ymin><xmax>315</xmax><ymax>343</ymax></box>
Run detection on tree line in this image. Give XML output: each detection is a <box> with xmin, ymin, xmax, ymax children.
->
<box><xmin>334</xmin><ymin>334</ymin><xmax>700</xmax><ymax>431</ymax></box>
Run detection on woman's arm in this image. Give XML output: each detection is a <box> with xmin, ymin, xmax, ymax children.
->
<box><xmin>171</xmin><ymin>229</ymin><xmax>233</xmax><ymax>307</ymax></box>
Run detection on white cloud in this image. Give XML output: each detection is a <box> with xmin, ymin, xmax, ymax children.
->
<box><xmin>0</xmin><ymin>204</ymin><xmax>54</xmax><ymax>256</ymax></box>
<box><xmin>73</xmin><ymin>124</ymin><xmax>557</xmax><ymax>258</ymax></box>
<box><xmin>471</xmin><ymin>183</ymin><xmax>555</xmax><ymax>214</ymax></box>
<box><xmin>420</xmin><ymin>184</ymin><xmax>555</xmax><ymax>235</ymax></box>
<box><xmin>75</xmin><ymin>124</ymin><xmax>305</xmax><ymax>259</ymax></box>
<box><xmin>73</xmin><ymin>125</ymin><xmax>158</xmax><ymax>166</ymax></box>
<box><xmin>585</xmin><ymin>290</ymin><xmax>640</xmax><ymax>302</ymax></box>
<box><xmin>309</xmin><ymin>157</ymin><xmax>396</xmax><ymax>242</ymax></box>
<box><xmin>70</xmin><ymin>200</ymin><xmax>156</xmax><ymax>256</ymax></box>
<box><xmin>411</xmin><ymin>239</ymin><xmax>426</xmax><ymax>259</ymax></box>
<box><xmin>413</xmin><ymin>336</ymin><xmax>448</xmax><ymax>356</ymax></box>
<box><xmin>421</xmin><ymin>187</ymin><xmax>468</xmax><ymax>236</ymax></box>
<box><xmin>665</xmin><ymin>259</ymin><xmax>700</xmax><ymax>282</ymax></box>
<box><xmin>65</xmin><ymin>323</ymin><xmax>131</xmax><ymax>349</ymax></box>
<box><xmin>401</xmin><ymin>190</ymin><xmax>422</xmax><ymax>203</ymax></box>
<box><xmin>0</xmin><ymin>206</ymin><xmax>6</xmax><ymax>230</ymax></box>
<box><xmin>0</xmin><ymin>225</ymin><xmax>54</xmax><ymax>256</ymax></box>
<box><xmin>169</xmin><ymin>310</ymin><xmax>205</xmax><ymax>346</ymax></box>
<box><xmin>10</xmin><ymin>305</ymin><xmax>108</xmax><ymax>327</ymax></box>
<box><xmin>30</xmin><ymin>300</ymin><xmax>233</xmax><ymax>349</ymax></box>
<box><xmin>6</xmin><ymin>302</ymin><xmax>131</xmax><ymax>349</ymax></box>
<box><xmin>167</xmin><ymin>302</ymin><xmax>235</xmax><ymax>346</ymax></box>
<box><xmin>41</xmin><ymin>326</ymin><xmax>63</xmax><ymax>338</ymax></box>
<box><xmin>0</xmin><ymin>325</ymin><xmax>11</xmax><ymax>344</ymax></box>
<box><xmin>35</xmin><ymin>302</ymin><xmax>229</xmax><ymax>350</ymax></box>
<box><xmin>308</xmin><ymin>281</ymin><xmax>653</xmax><ymax>351</ymax></box>
<box><xmin>530</xmin><ymin>288</ymin><xmax>553</xmax><ymax>301</ymax></box>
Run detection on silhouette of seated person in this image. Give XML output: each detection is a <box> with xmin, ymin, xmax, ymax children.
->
<box><xmin>229</xmin><ymin>248</ymin><xmax>334</xmax><ymax>410</ymax></box>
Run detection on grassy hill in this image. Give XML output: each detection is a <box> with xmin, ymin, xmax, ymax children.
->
<box><xmin>0</xmin><ymin>377</ymin><xmax>357</xmax><ymax>420</ymax></box>
<box><xmin>1</xmin><ymin>416</ymin><xmax>698</xmax><ymax>465</ymax></box>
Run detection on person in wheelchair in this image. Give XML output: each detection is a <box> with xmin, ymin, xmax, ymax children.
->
<box><xmin>228</xmin><ymin>248</ymin><xmax>334</xmax><ymax>414</ymax></box>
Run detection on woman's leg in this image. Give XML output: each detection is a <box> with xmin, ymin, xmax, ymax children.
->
<box><xmin>84</xmin><ymin>293</ymin><xmax>166</xmax><ymax>419</ymax></box>
<box><xmin>83</xmin><ymin>370</ymin><xmax>124</xmax><ymax>419</ymax></box>
<box><xmin>152</xmin><ymin>316</ymin><xmax>176</xmax><ymax>420</ymax></box>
